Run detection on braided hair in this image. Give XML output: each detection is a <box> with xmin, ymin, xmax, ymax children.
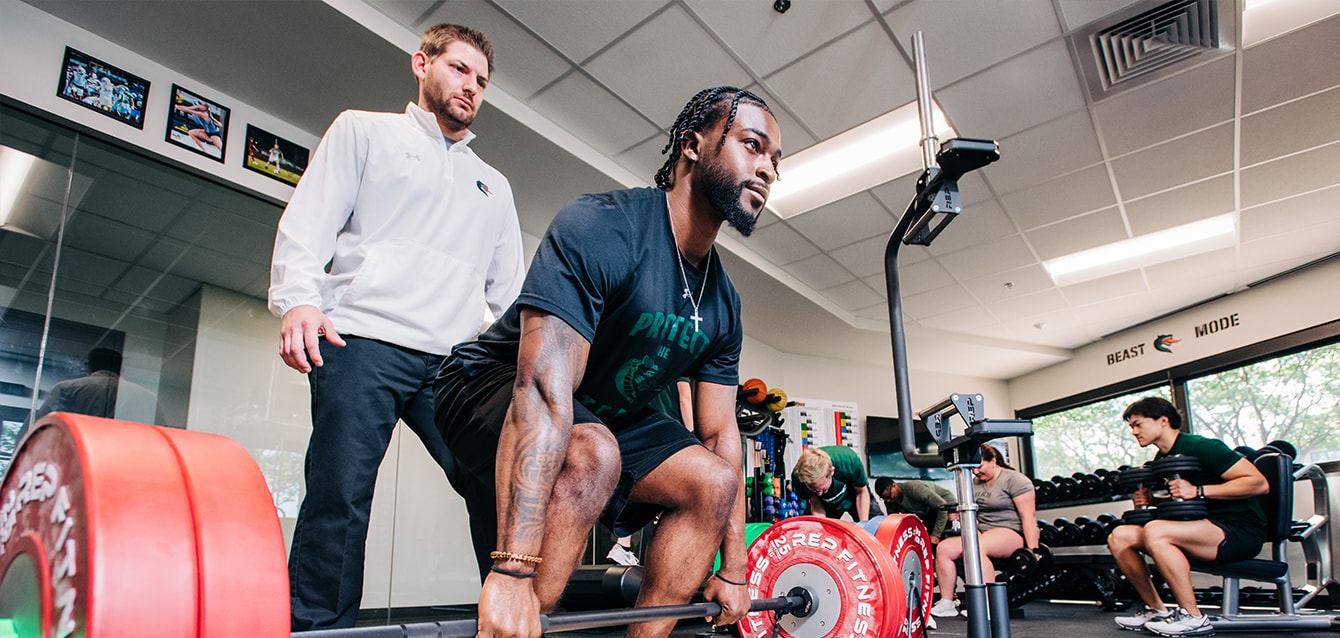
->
<box><xmin>654</xmin><ymin>87</ymin><xmax>772</xmax><ymax>190</ymax></box>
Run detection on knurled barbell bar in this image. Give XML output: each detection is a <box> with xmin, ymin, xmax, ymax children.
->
<box><xmin>0</xmin><ymin>414</ymin><xmax>935</xmax><ymax>638</ymax></box>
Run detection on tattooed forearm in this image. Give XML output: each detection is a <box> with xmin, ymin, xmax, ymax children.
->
<box><xmin>494</xmin><ymin>311</ymin><xmax>590</xmax><ymax>553</ymax></box>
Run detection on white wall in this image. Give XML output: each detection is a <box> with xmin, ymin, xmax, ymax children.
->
<box><xmin>1010</xmin><ymin>259</ymin><xmax>1340</xmax><ymax>411</ymax></box>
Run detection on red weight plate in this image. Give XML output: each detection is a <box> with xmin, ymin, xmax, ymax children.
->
<box><xmin>737</xmin><ymin>516</ymin><xmax>899</xmax><ymax>638</ymax></box>
<box><xmin>157</xmin><ymin>426</ymin><xmax>290</xmax><ymax>637</ymax></box>
<box><xmin>0</xmin><ymin>413</ymin><xmax>199</xmax><ymax>638</ymax></box>
<box><xmin>875</xmin><ymin>514</ymin><xmax>934</xmax><ymax>638</ymax></box>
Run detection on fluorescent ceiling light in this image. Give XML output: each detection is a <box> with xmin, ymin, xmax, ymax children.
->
<box><xmin>766</xmin><ymin>101</ymin><xmax>954</xmax><ymax>219</ymax></box>
<box><xmin>1043</xmin><ymin>213</ymin><xmax>1237</xmax><ymax>286</ymax></box>
<box><xmin>0</xmin><ymin>147</ymin><xmax>38</xmax><ymax>227</ymax></box>
<box><xmin>1243</xmin><ymin>0</ymin><xmax>1340</xmax><ymax>47</ymax></box>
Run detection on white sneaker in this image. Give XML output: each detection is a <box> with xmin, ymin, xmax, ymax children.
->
<box><xmin>930</xmin><ymin>598</ymin><xmax>958</xmax><ymax>618</ymax></box>
<box><xmin>606</xmin><ymin>543</ymin><xmax>639</xmax><ymax>566</ymax></box>
<box><xmin>1114</xmin><ymin>606</ymin><xmax>1173</xmax><ymax>631</ymax></box>
<box><xmin>1144</xmin><ymin>608</ymin><xmax>1214</xmax><ymax>637</ymax></box>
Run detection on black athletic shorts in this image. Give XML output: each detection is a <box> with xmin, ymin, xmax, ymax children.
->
<box><xmin>1210</xmin><ymin>519</ymin><xmax>1267</xmax><ymax>563</ymax></box>
<box><xmin>434</xmin><ymin>359</ymin><xmax>701</xmax><ymax>538</ymax></box>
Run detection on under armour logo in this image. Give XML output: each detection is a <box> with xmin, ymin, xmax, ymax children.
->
<box><xmin>405</xmin><ymin>152</ymin><xmax>421</xmax><ymax>161</ymax></box>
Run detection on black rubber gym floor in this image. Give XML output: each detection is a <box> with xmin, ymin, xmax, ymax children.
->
<box><xmin>355</xmin><ymin>601</ymin><xmax>1340</xmax><ymax>637</ymax></box>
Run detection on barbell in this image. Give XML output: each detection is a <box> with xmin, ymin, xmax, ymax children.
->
<box><xmin>0</xmin><ymin>414</ymin><xmax>935</xmax><ymax>638</ymax></box>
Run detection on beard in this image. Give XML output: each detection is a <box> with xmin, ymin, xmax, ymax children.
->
<box><xmin>700</xmin><ymin>157</ymin><xmax>762</xmax><ymax>237</ymax></box>
<box><xmin>422</xmin><ymin>81</ymin><xmax>475</xmax><ymax>130</ymax></box>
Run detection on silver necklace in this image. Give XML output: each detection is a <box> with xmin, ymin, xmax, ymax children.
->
<box><xmin>667</xmin><ymin>197</ymin><xmax>710</xmax><ymax>333</ymax></box>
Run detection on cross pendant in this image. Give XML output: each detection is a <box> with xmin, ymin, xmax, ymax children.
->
<box><xmin>691</xmin><ymin>310</ymin><xmax>703</xmax><ymax>332</ymax></box>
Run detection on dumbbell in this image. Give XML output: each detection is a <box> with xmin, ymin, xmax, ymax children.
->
<box><xmin>1094</xmin><ymin>468</ymin><xmax>1121</xmax><ymax>498</ymax></box>
<box><xmin>1096</xmin><ymin>513</ymin><xmax>1122</xmax><ymax>535</ymax></box>
<box><xmin>1008</xmin><ymin>545</ymin><xmax>1054</xmax><ymax>577</ymax></box>
<box><xmin>1072</xmin><ymin>472</ymin><xmax>1104</xmax><ymax>499</ymax></box>
<box><xmin>1150</xmin><ymin>454</ymin><xmax>1207</xmax><ymax>520</ymax></box>
<box><xmin>1033</xmin><ymin>478</ymin><xmax>1058</xmax><ymax>504</ymax></box>
<box><xmin>1051</xmin><ymin>517</ymin><xmax>1084</xmax><ymax>546</ymax></box>
<box><xmin>1118</xmin><ymin>466</ymin><xmax>1157</xmax><ymax>525</ymax></box>
<box><xmin>1073</xmin><ymin>516</ymin><xmax>1108</xmax><ymax>545</ymax></box>
<box><xmin>1050</xmin><ymin>475</ymin><xmax>1080</xmax><ymax>502</ymax></box>
<box><xmin>1037</xmin><ymin>519</ymin><xmax>1060</xmax><ymax>547</ymax></box>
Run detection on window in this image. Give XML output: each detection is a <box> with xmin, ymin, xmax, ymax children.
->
<box><xmin>1030</xmin><ymin>387</ymin><xmax>1171</xmax><ymax>479</ymax></box>
<box><xmin>1186</xmin><ymin>341</ymin><xmax>1340</xmax><ymax>464</ymax></box>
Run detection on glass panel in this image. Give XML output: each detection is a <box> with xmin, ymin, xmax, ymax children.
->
<box><xmin>1031</xmin><ymin>386</ymin><xmax>1173</xmax><ymax>478</ymax></box>
<box><xmin>1186</xmin><ymin>341</ymin><xmax>1340</xmax><ymax>463</ymax></box>
<box><xmin>0</xmin><ymin>107</ymin><xmax>79</xmax><ymax>472</ymax></box>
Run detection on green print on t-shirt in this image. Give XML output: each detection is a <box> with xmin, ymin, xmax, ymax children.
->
<box><xmin>627</xmin><ymin>312</ymin><xmax>711</xmax><ymax>355</ymax></box>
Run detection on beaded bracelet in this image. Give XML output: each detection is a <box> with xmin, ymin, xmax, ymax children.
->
<box><xmin>490</xmin><ymin>564</ymin><xmax>537</xmax><ymax>579</ymax></box>
<box><xmin>713</xmin><ymin>572</ymin><xmax>746</xmax><ymax>587</ymax></box>
<box><xmin>490</xmin><ymin>550</ymin><xmax>543</xmax><ymax>565</ymax></box>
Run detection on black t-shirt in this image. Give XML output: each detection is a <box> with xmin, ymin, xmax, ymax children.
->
<box><xmin>450</xmin><ymin>187</ymin><xmax>742</xmax><ymax>429</ymax></box>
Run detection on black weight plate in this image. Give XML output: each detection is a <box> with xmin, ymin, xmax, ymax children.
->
<box><xmin>1151</xmin><ymin>455</ymin><xmax>1203</xmax><ymax>478</ymax></box>
<box><xmin>1122</xmin><ymin>509</ymin><xmax>1157</xmax><ymax>525</ymax></box>
<box><xmin>1156</xmin><ymin>500</ymin><xmax>1208</xmax><ymax>521</ymax></box>
<box><xmin>1117</xmin><ymin>467</ymin><xmax>1154</xmax><ymax>489</ymax></box>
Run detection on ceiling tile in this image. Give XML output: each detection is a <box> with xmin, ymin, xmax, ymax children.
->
<box><xmin>884</xmin><ymin>0</ymin><xmax>1061</xmax><ymax>86</ymax></box>
<box><xmin>614</xmin><ymin>134</ymin><xmax>669</xmax><ymax>185</ymax></box>
<box><xmin>1240</xmin><ymin>142</ymin><xmax>1340</xmax><ymax>208</ymax></box>
<box><xmin>115</xmin><ymin>266</ymin><xmax>199</xmax><ymax>306</ymax></box>
<box><xmin>762</xmin><ymin>22</ymin><xmax>915</xmax><ymax>138</ymax></box>
<box><xmin>1055</xmin><ymin>0</ymin><xmax>1144</xmax><ymax>31</ymax></box>
<box><xmin>1241</xmin><ymin>87</ymin><xmax>1340</xmax><ymax>166</ymax></box>
<box><xmin>934</xmin><ymin>235</ymin><xmax>1036</xmax><ymax>281</ymax></box>
<box><xmin>1094</xmin><ymin>57</ymin><xmax>1235</xmax><ymax>158</ymax></box>
<box><xmin>786</xmin><ymin>193</ymin><xmax>894</xmax><ymax>251</ymax></box>
<box><xmin>1146</xmin><ymin>274</ymin><xmax>1236</xmax><ymax>315</ymax></box>
<box><xmin>1125</xmin><ymin>175</ymin><xmax>1234</xmax><ymax>235</ymax></box>
<box><xmin>78</xmin><ymin>178</ymin><xmax>189</xmax><ymax>232</ymax></box>
<box><xmin>529</xmin><ymin>72</ymin><xmax>660</xmax><ymax>156</ymax></box>
<box><xmin>63</xmin><ymin>213</ymin><xmax>154</xmax><ymax>262</ymax></box>
<box><xmin>686</xmin><ymin>0</ymin><xmax>875</xmax><ymax>77</ymax></box>
<box><xmin>1238</xmin><ymin>227</ymin><xmax>1340</xmax><ymax>284</ymax></box>
<box><xmin>830</xmin><ymin>235</ymin><xmax>891</xmax><ymax>278</ymax></box>
<box><xmin>936</xmin><ymin>41</ymin><xmax>1086</xmax><ymax>140</ymax></box>
<box><xmin>854</xmin><ymin>302</ymin><xmax>890</xmax><ymax>320</ymax></box>
<box><xmin>1109</xmin><ymin>123</ymin><xmax>1234</xmax><ymax>200</ymax></box>
<box><xmin>584</xmin><ymin>4</ymin><xmax>753</xmax><ymax>127</ymax></box>
<box><xmin>1059</xmin><ymin>270</ymin><xmax>1146</xmax><ymax>306</ymax></box>
<box><xmin>743</xmin><ymin>83</ymin><xmax>818</xmax><ymax>153</ymax></box>
<box><xmin>988</xmin><ymin>288</ymin><xmax>1069</xmax><ymax>321</ymax></box>
<box><xmin>918</xmin><ymin>303</ymin><xmax>1001</xmax><ymax>333</ymax></box>
<box><xmin>984</xmin><ymin>110</ymin><xmax>1102</xmax><ymax>196</ymax></box>
<box><xmin>1143</xmin><ymin>248</ymin><xmax>1236</xmax><ymax>286</ymax></box>
<box><xmin>820</xmin><ymin>279</ymin><xmax>884</xmax><ymax>311</ymax></box>
<box><xmin>1026</xmin><ymin>207</ymin><xmax>1127</xmax><ymax>261</ymax></box>
<box><xmin>925</xmin><ymin>199</ymin><xmax>1017</xmax><ymax>256</ymax></box>
<box><xmin>862</xmin><ymin>274</ymin><xmax>889</xmax><ymax>299</ymax></box>
<box><xmin>899</xmin><ymin>258</ymin><xmax>956</xmax><ymax>297</ymax></box>
<box><xmin>416</xmin><ymin>0</ymin><xmax>572</xmax><ymax>98</ymax></box>
<box><xmin>1241</xmin><ymin>15</ymin><xmax>1340</xmax><ymax>114</ymax></box>
<box><xmin>1240</xmin><ymin>184</ymin><xmax>1340</xmax><ymax>242</ymax></box>
<box><xmin>999</xmin><ymin>165</ymin><xmax>1116</xmax><ymax>230</ymax></box>
<box><xmin>902</xmin><ymin>283</ymin><xmax>980</xmax><ymax>321</ymax></box>
<box><xmin>370</xmin><ymin>1</ymin><xmax>434</xmax><ymax>27</ymax></box>
<box><xmin>1070</xmin><ymin>293</ymin><xmax>1157</xmax><ymax>326</ymax></box>
<box><xmin>746</xmin><ymin>222</ymin><xmax>820</xmax><ymax>266</ymax></box>
<box><xmin>961</xmin><ymin>264</ymin><xmax>1054</xmax><ymax>303</ymax></box>
<box><xmin>53</xmin><ymin>247</ymin><xmax>128</xmax><ymax>288</ymax></box>
<box><xmin>786</xmin><ymin>253</ymin><xmax>854</xmax><ymax>290</ymax></box>
<box><xmin>491</xmin><ymin>0</ymin><xmax>666</xmax><ymax>63</ymax></box>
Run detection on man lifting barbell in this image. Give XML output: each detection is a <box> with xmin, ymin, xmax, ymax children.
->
<box><xmin>1107</xmin><ymin>397</ymin><xmax>1268</xmax><ymax>637</ymax></box>
<box><xmin>432</xmin><ymin>86</ymin><xmax>782</xmax><ymax>638</ymax></box>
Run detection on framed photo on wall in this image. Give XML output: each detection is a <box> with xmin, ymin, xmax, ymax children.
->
<box><xmin>55</xmin><ymin>46</ymin><xmax>151</xmax><ymax>129</ymax></box>
<box><xmin>165</xmin><ymin>84</ymin><xmax>230</xmax><ymax>162</ymax></box>
<box><xmin>243</xmin><ymin>124</ymin><xmax>310</xmax><ymax>187</ymax></box>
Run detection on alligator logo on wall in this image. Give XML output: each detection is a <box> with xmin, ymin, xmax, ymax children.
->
<box><xmin>1153</xmin><ymin>334</ymin><xmax>1181</xmax><ymax>353</ymax></box>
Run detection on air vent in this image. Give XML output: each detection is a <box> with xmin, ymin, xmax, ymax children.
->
<box><xmin>1070</xmin><ymin>0</ymin><xmax>1235</xmax><ymax>103</ymax></box>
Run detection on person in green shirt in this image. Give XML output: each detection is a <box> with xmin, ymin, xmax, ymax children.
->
<box><xmin>875</xmin><ymin>477</ymin><xmax>955</xmax><ymax>545</ymax></box>
<box><xmin>791</xmin><ymin>445</ymin><xmax>882</xmax><ymax>521</ymax></box>
<box><xmin>1109</xmin><ymin>396</ymin><xmax>1269</xmax><ymax>637</ymax></box>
